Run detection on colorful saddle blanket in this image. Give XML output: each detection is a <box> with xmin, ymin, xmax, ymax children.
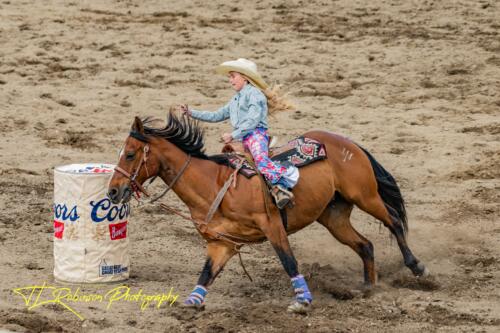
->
<box><xmin>215</xmin><ymin>136</ymin><xmax>327</xmax><ymax>178</ymax></box>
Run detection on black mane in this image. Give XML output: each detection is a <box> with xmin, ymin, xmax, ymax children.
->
<box><xmin>141</xmin><ymin>112</ymin><xmax>209</xmax><ymax>159</ymax></box>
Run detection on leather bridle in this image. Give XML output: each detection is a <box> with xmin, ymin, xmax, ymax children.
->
<box><xmin>114</xmin><ymin>143</ymin><xmax>193</xmax><ymax>201</ymax></box>
<box><xmin>114</xmin><ymin>144</ymin><xmax>152</xmax><ymax>198</ymax></box>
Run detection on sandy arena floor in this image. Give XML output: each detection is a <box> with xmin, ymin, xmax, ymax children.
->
<box><xmin>0</xmin><ymin>0</ymin><xmax>499</xmax><ymax>332</ymax></box>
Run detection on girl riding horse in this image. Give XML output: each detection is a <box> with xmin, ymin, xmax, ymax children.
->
<box><xmin>180</xmin><ymin>58</ymin><xmax>298</xmax><ymax>209</ymax></box>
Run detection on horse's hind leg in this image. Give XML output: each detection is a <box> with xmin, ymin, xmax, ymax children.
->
<box><xmin>356</xmin><ymin>194</ymin><xmax>428</xmax><ymax>277</ymax></box>
<box><xmin>318</xmin><ymin>195</ymin><xmax>377</xmax><ymax>286</ymax></box>
<box><xmin>183</xmin><ymin>241</ymin><xmax>236</xmax><ymax>308</ymax></box>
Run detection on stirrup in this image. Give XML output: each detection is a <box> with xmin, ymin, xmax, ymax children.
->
<box><xmin>271</xmin><ymin>185</ymin><xmax>295</xmax><ymax>209</ymax></box>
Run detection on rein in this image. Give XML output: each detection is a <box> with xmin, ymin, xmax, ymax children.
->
<box><xmin>149</xmin><ymin>155</ymin><xmax>192</xmax><ymax>203</ymax></box>
<box><xmin>156</xmin><ymin>158</ymin><xmax>254</xmax><ymax>281</ymax></box>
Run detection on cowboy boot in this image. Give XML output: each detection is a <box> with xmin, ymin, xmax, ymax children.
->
<box><xmin>271</xmin><ymin>184</ymin><xmax>295</xmax><ymax>209</ymax></box>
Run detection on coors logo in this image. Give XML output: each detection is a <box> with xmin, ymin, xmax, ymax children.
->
<box><xmin>90</xmin><ymin>198</ymin><xmax>130</xmax><ymax>223</ymax></box>
<box><xmin>109</xmin><ymin>221</ymin><xmax>127</xmax><ymax>240</ymax></box>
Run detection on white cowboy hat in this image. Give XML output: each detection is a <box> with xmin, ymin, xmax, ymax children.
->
<box><xmin>215</xmin><ymin>58</ymin><xmax>269</xmax><ymax>91</ymax></box>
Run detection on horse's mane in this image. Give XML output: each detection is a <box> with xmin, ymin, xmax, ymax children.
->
<box><xmin>142</xmin><ymin>111</ymin><xmax>209</xmax><ymax>159</ymax></box>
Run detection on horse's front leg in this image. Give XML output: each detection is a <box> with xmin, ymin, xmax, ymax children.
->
<box><xmin>255</xmin><ymin>214</ymin><xmax>313</xmax><ymax>314</ymax></box>
<box><xmin>182</xmin><ymin>241</ymin><xmax>236</xmax><ymax>309</ymax></box>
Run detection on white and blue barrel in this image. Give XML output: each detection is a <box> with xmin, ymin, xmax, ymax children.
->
<box><xmin>53</xmin><ymin>163</ymin><xmax>130</xmax><ymax>283</ymax></box>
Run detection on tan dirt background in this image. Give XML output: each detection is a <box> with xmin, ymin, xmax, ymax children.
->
<box><xmin>0</xmin><ymin>0</ymin><xmax>499</xmax><ymax>332</ymax></box>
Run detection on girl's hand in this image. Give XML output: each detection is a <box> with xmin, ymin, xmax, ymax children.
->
<box><xmin>222</xmin><ymin>133</ymin><xmax>233</xmax><ymax>143</ymax></box>
<box><xmin>179</xmin><ymin>104</ymin><xmax>191</xmax><ymax>116</ymax></box>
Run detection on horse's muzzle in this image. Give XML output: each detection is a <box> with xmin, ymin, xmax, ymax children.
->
<box><xmin>107</xmin><ymin>185</ymin><xmax>132</xmax><ymax>204</ymax></box>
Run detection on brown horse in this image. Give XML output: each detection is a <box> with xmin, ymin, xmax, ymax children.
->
<box><xmin>108</xmin><ymin>113</ymin><xmax>428</xmax><ymax>313</ymax></box>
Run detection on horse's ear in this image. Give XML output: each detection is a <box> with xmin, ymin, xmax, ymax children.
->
<box><xmin>131</xmin><ymin>116</ymin><xmax>144</xmax><ymax>134</ymax></box>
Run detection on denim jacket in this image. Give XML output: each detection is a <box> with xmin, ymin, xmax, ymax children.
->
<box><xmin>190</xmin><ymin>84</ymin><xmax>268</xmax><ymax>140</ymax></box>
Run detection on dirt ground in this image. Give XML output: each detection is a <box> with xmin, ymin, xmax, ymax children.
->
<box><xmin>0</xmin><ymin>0</ymin><xmax>499</xmax><ymax>332</ymax></box>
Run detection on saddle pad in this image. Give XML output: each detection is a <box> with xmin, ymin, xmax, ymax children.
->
<box><xmin>271</xmin><ymin>136</ymin><xmax>327</xmax><ymax>167</ymax></box>
<box><xmin>222</xmin><ymin>136</ymin><xmax>327</xmax><ymax>178</ymax></box>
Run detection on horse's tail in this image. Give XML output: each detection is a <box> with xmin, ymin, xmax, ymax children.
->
<box><xmin>357</xmin><ymin>145</ymin><xmax>408</xmax><ymax>234</ymax></box>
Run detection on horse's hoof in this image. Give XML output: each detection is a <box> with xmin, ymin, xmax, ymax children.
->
<box><xmin>287</xmin><ymin>301</ymin><xmax>312</xmax><ymax>314</ymax></box>
<box><xmin>419</xmin><ymin>266</ymin><xmax>431</xmax><ymax>278</ymax></box>
<box><xmin>416</xmin><ymin>262</ymin><xmax>430</xmax><ymax>277</ymax></box>
<box><xmin>361</xmin><ymin>281</ymin><xmax>375</xmax><ymax>291</ymax></box>
<box><xmin>180</xmin><ymin>301</ymin><xmax>205</xmax><ymax>311</ymax></box>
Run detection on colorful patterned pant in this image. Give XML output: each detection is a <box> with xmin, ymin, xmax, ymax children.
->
<box><xmin>243</xmin><ymin>127</ymin><xmax>287</xmax><ymax>185</ymax></box>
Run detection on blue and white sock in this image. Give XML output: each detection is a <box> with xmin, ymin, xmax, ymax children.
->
<box><xmin>184</xmin><ymin>285</ymin><xmax>207</xmax><ymax>306</ymax></box>
<box><xmin>291</xmin><ymin>274</ymin><xmax>312</xmax><ymax>304</ymax></box>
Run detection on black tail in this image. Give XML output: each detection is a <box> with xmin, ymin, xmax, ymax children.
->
<box><xmin>357</xmin><ymin>145</ymin><xmax>408</xmax><ymax>234</ymax></box>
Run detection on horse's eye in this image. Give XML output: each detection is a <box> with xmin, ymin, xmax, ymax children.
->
<box><xmin>126</xmin><ymin>152</ymin><xmax>135</xmax><ymax>161</ymax></box>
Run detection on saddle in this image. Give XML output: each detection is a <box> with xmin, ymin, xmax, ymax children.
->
<box><xmin>218</xmin><ymin>136</ymin><xmax>327</xmax><ymax>178</ymax></box>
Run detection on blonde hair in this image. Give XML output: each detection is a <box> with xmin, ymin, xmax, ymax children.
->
<box><xmin>242</xmin><ymin>74</ymin><xmax>296</xmax><ymax>116</ymax></box>
<box><xmin>262</xmin><ymin>84</ymin><xmax>296</xmax><ymax>116</ymax></box>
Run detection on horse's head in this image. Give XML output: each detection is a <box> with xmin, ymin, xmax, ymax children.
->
<box><xmin>108</xmin><ymin>117</ymin><xmax>159</xmax><ymax>204</ymax></box>
<box><xmin>108</xmin><ymin>112</ymin><xmax>206</xmax><ymax>203</ymax></box>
